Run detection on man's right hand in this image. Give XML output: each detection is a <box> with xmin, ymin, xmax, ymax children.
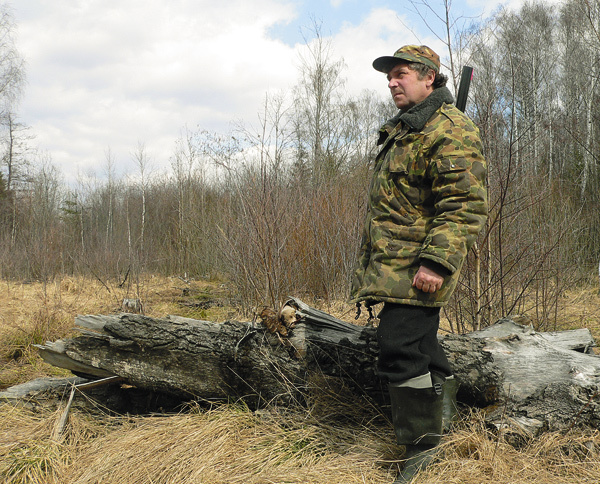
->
<box><xmin>412</xmin><ymin>265</ymin><xmax>444</xmax><ymax>293</ymax></box>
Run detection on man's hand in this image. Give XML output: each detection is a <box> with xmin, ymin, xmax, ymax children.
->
<box><xmin>412</xmin><ymin>265</ymin><xmax>444</xmax><ymax>294</ymax></box>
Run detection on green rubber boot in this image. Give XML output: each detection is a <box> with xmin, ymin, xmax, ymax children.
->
<box><xmin>389</xmin><ymin>374</ymin><xmax>443</xmax><ymax>483</ymax></box>
<box><xmin>432</xmin><ymin>374</ymin><xmax>459</xmax><ymax>431</ymax></box>
<box><xmin>393</xmin><ymin>444</ymin><xmax>438</xmax><ymax>483</ymax></box>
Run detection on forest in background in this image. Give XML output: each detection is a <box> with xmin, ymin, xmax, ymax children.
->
<box><xmin>1</xmin><ymin>0</ymin><xmax>599</xmax><ymax>332</ymax></box>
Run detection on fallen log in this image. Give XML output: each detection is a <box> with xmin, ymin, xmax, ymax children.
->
<box><xmin>34</xmin><ymin>298</ymin><xmax>600</xmax><ymax>432</ymax></box>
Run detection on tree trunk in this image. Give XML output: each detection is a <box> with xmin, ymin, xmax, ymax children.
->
<box><xmin>34</xmin><ymin>298</ymin><xmax>600</xmax><ymax>432</ymax></box>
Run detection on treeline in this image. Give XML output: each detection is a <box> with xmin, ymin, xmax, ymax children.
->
<box><xmin>1</xmin><ymin>1</ymin><xmax>599</xmax><ymax>331</ymax></box>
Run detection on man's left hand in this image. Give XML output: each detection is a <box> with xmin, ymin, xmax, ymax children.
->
<box><xmin>412</xmin><ymin>265</ymin><xmax>444</xmax><ymax>293</ymax></box>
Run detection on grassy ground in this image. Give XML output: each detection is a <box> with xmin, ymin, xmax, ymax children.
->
<box><xmin>1</xmin><ymin>276</ymin><xmax>600</xmax><ymax>483</ymax></box>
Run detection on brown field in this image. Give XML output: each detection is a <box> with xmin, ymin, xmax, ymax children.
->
<box><xmin>1</xmin><ymin>276</ymin><xmax>600</xmax><ymax>484</ymax></box>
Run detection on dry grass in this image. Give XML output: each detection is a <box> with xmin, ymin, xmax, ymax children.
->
<box><xmin>2</xmin><ymin>401</ymin><xmax>600</xmax><ymax>484</ymax></box>
<box><xmin>0</xmin><ymin>402</ymin><xmax>390</xmax><ymax>484</ymax></box>
<box><xmin>420</xmin><ymin>412</ymin><xmax>600</xmax><ymax>483</ymax></box>
<box><xmin>68</xmin><ymin>405</ymin><xmax>393</xmax><ymax>484</ymax></box>
<box><xmin>555</xmin><ymin>286</ymin><xmax>600</xmax><ymax>336</ymax></box>
<box><xmin>2</xmin><ymin>277</ymin><xmax>600</xmax><ymax>483</ymax></box>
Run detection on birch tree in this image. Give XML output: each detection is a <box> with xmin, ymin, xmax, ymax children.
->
<box><xmin>0</xmin><ymin>5</ymin><xmax>25</xmax><ymax>188</ymax></box>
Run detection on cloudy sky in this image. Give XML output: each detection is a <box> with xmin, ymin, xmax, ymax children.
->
<box><xmin>9</xmin><ymin>0</ymin><xmax>552</xmax><ymax>183</ymax></box>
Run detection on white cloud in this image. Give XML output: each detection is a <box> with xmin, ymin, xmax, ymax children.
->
<box><xmin>12</xmin><ymin>0</ymin><xmax>547</xmax><ymax>184</ymax></box>
<box><xmin>14</xmin><ymin>0</ymin><xmax>299</xmax><ymax>182</ymax></box>
<box><xmin>327</xmin><ymin>8</ymin><xmax>449</xmax><ymax>100</ymax></box>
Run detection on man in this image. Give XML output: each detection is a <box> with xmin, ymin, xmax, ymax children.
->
<box><xmin>350</xmin><ymin>45</ymin><xmax>488</xmax><ymax>482</ymax></box>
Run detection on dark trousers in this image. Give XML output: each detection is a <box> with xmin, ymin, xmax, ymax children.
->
<box><xmin>376</xmin><ymin>303</ymin><xmax>452</xmax><ymax>384</ymax></box>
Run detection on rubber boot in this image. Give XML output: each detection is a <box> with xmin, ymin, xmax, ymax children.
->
<box><xmin>432</xmin><ymin>374</ymin><xmax>459</xmax><ymax>431</ymax></box>
<box><xmin>394</xmin><ymin>444</ymin><xmax>438</xmax><ymax>483</ymax></box>
<box><xmin>389</xmin><ymin>374</ymin><xmax>443</xmax><ymax>483</ymax></box>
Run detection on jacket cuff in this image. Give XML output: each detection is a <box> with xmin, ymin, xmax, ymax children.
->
<box><xmin>419</xmin><ymin>258</ymin><xmax>452</xmax><ymax>278</ymax></box>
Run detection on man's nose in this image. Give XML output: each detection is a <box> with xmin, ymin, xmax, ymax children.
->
<box><xmin>388</xmin><ymin>77</ymin><xmax>399</xmax><ymax>88</ymax></box>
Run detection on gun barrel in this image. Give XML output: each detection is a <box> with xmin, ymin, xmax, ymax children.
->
<box><xmin>455</xmin><ymin>66</ymin><xmax>473</xmax><ymax>113</ymax></box>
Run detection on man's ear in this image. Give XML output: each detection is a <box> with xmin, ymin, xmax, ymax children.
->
<box><xmin>425</xmin><ymin>69</ymin><xmax>436</xmax><ymax>88</ymax></box>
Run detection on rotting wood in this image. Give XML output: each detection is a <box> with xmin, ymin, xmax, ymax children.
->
<box><xmin>33</xmin><ymin>298</ymin><xmax>600</xmax><ymax>432</ymax></box>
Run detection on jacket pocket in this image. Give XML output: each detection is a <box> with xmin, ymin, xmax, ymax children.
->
<box><xmin>435</xmin><ymin>157</ymin><xmax>468</xmax><ymax>173</ymax></box>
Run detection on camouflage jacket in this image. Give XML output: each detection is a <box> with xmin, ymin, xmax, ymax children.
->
<box><xmin>350</xmin><ymin>87</ymin><xmax>488</xmax><ymax>308</ymax></box>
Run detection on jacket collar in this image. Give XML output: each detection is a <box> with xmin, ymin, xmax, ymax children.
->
<box><xmin>378</xmin><ymin>86</ymin><xmax>454</xmax><ymax>144</ymax></box>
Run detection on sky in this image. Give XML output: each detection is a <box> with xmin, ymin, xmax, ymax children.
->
<box><xmin>7</xmin><ymin>0</ymin><xmax>559</xmax><ymax>184</ymax></box>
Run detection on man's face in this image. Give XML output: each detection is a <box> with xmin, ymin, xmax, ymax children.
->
<box><xmin>387</xmin><ymin>63</ymin><xmax>434</xmax><ymax>110</ymax></box>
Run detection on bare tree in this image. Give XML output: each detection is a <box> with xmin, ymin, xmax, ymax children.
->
<box><xmin>170</xmin><ymin>127</ymin><xmax>212</xmax><ymax>276</ymax></box>
<box><xmin>565</xmin><ymin>0</ymin><xmax>600</xmax><ymax>199</ymax></box>
<box><xmin>0</xmin><ymin>5</ymin><xmax>26</xmax><ymax>187</ymax></box>
<box><xmin>131</xmin><ymin>142</ymin><xmax>153</xmax><ymax>260</ymax></box>
<box><xmin>402</xmin><ymin>0</ymin><xmax>482</xmax><ymax>91</ymax></box>
<box><xmin>2</xmin><ymin>112</ymin><xmax>31</xmax><ymax>191</ymax></box>
<box><xmin>292</xmin><ymin>23</ymin><xmax>349</xmax><ymax>185</ymax></box>
<box><xmin>103</xmin><ymin>148</ymin><xmax>117</xmax><ymax>254</ymax></box>
<box><xmin>23</xmin><ymin>154</ymin><xmax>63</xmax><ymax>280</ymax></box>
<box><xmin>0</xmin><ymin>5</ymin><xmax>23</xmax><ymax>108</ymax></box>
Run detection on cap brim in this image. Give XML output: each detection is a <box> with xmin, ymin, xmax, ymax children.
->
<box><xmin>373</xmin><ymin>55</ymin><xmax>407</xmax><ymax>73</ymax></box>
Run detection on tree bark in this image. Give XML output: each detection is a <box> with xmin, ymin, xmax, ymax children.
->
<box><xmin>35</xmin><ymin>298</ymin><xmax>600</xmax><ymax>432</ymax></box>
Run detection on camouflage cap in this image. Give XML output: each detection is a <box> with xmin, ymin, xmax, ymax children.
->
<box><xmin>373</xmin><ymin>45</ymin><xmax>440</xmax><ymax>73</ymax></box>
